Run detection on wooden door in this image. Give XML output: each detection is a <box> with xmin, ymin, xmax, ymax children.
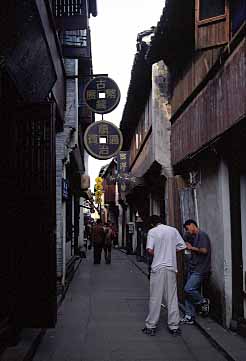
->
<box><xmin>9</xmin><ymin>103</ymin><xmax>57</xmax><ymax>328</ymax></box>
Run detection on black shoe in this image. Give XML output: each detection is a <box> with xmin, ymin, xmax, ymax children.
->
<box><xmin>199</xmin><ymin>298</ymin><xmax>210</xmax><ymax>316</ymax></box>
<box><xmin>168</xmin><ymin>328</ymin><xmax>181</xmax><ymax>336</ymax></box>
<box><xmin>142</xmin><ymin>327</ymin><xmax>156</xmax><ymax>336</ymax></box>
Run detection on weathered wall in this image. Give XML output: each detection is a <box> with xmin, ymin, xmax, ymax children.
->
<box><xmin>152</xmin><ymin>60</ymin><xmax>173</xmax><ymax>178</ymax></box>
<box><xmin>196</xmin><ymin>157</ymin><xmax>232</xmax><ymax>326</ymax></box>
<box><xmin>56</xmin><ymin>59</ymin><xmax>78</xmax><ymax>289</ymax></box>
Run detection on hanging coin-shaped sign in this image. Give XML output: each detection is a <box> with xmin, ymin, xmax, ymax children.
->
<box><xmin>83</xmin><ymin>76</ymin><xmax>121</xmax><ymax>114</ymax></box>
<box><xmin>84</xmin><ymin>121</ymin><xmax>123</xmax><ymax>160</ymax></box>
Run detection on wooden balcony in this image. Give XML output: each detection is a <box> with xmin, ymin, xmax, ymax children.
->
<box><xmin>52</xmin><ymin>0</ymin><xmax>89</xmax><ymax>30</ymax></box>
<box><xmin>171</xmin><ymin>33</ymin><xmax>245</xmax><ymax>166</ymax></box>
<box><xmin>62</xmin><ymin>29</ymin><xmax>91</xmax><ymax>58</ymax></box>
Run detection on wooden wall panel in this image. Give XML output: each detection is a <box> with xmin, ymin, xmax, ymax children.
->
<box><xmin>196</xmin><ymin>19</ymin><xmax>229</xmax><ymax>49</ymax></box>
<box><xmin>172</xmin><ymin>47</ymin><xmax>221</xmax><ymax>114</ymax></box>
<box><xmin>104</xmin><ymin>184</ymin><xmax>116</xmax><ymax>203</ymax></box>
<box><xmin>171</xmin><ymin>39</ymin><xmax>245</xmax><ymax>165</ymax></box>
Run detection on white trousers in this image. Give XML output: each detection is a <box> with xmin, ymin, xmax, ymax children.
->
<box><xmin>145</xmin><ymin>268</ymin><xmax>180</xmax><ymax>330</ymax></box>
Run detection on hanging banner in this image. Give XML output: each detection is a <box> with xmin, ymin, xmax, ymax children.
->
<box><xmin>84</xmin><ymin>120</ymin><xmax>123</xmax><ymax>160</ymax></box>
<box><xmin>117</xmin><ymin>151</ymin><xmax>130</xmax><ymax>192</ymax></box>
<box><xmin>117</xmin><ymin>151</ymin><xmax>129</xmax><ymax>176</ymax></box>
<box><xmin>83</xmin><ymin>76</ymin><xmax>121</xmax><ymax>114</ymax></box>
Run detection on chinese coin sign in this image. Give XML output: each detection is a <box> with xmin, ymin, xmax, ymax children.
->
<box><xmin>84</xmin><ymin>76</ymin><xmax>121</xmax><ymax>114</ymax></box>
<box><xmin>84</xmin><ymin>121</ymin><xmax>123</xmax><ymax>160</ymax></box>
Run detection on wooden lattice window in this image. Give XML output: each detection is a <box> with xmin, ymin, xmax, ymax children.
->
<box><xmin>52</xmin><ymin>0</ymin><xmax>88</xmax><ymax>30</ymax></box>
<box><xmin>53</xmin><ymin>0</ymin><xmax>85</xmax><ymax>17</ymax></box>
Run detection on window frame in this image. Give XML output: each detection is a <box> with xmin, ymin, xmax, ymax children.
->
<box><xmin>196</xmin><ymin>0</ymin><xmax>227</xmax><ymax>25</ymax></box>
<box><xmin>195</xmin><ymin>0</ymin><xmax>230</xmax><ymax>50</ymax></box>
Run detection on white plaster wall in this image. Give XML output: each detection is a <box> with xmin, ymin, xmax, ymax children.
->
<box><xmin>196</xmin><ymin>158</ymin><xmax>232</xmax><ymax>326</ymax></box>
<box><xmin>84</xmin><ymin>150</ymin><xmax>89</xmax><ymax>175</ymax></box>
<box><xmin>78</xmin><ymin>198</ymin><xmax>85</xmax><ymax>250</ymax></box>
<box><xmin>218</xmin><ymin>161</ymin><xmax>232</xmax><ymax>327</ymax></box>
<box><xmin>152</xmin><ymin>60</ymin><xmax>173</xmax><ymax>178</ymax></box>
<box><xmin>56</xmin><ymin>58</ymin><xmax>79</xmax><ymax>286</ymax></box>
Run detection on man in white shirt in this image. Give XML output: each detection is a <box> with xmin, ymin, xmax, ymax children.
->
<box><xmin>142</xmin><ymin>215</ymin><xmax>186</xmax><ymax>336</ymax></box>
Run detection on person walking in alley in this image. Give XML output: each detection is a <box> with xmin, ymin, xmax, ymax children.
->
<box><xmin>180</xmin><ymin>219</ymin><xmax>211</xmax><ymax>325</ymax></box>
<box><xmin>91</xmin><ymin>219</ymin><xmax>105</xmax><ymax>264</ymax></box>
<box><xmin>103</xmin><ymin>222</ymin><xmax>113</xmax><ymax>264</ymax></box>
<box><xmin>142</xmin><ymin>215</ymin><xmax>186</xmax><ymax>336</ymax></box>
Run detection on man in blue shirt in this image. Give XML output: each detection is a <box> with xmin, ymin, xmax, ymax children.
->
<box><xmin>181</xmin><ymin>219</ymin><xmax>211</xmax><ymax>324</ymax></box>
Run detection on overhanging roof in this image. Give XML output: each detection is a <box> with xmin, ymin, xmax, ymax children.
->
<box><xmin>120</xmin><ymin>42</ymin><xmax>152</xmax><ymax>149</ymax></box>
<box><xmin>146</xmin><ymin>0</ymin><xmax>194</xmax><ymax>67</ymax></box>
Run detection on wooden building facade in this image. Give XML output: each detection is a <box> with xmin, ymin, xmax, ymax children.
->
<box><xmin>146</xmin><ymin>0</ymin><xmax>246</xmax><ymax>335</ymax></box>
<box><xmin>0</xmin><ymin>0</ymin><xmax>97</xmax><ymax>350</ymax></box>
<box><xmin>119</xmin><ymin>30</ymin><xmax>177</xmax><ymax>260</ymax></box>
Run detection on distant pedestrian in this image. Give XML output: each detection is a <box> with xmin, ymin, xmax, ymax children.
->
<box><xmin>180</xmin><ymin>219</ymin><xmax>211</xmax><ymax>325</ymax></box>
<box><xmin>91</xmin><ymin>219</ymin><xmax>105</xmax><ymax>264</ymax></box>
<box><xmin>142</xmin><ymin>215</ymin><xmax>186</xmax><ymax>336</ymax></box>
<box><xmin>111</xmin><ymin>223</ymin><xmax>118</xmax><ymax>247</ymax></box>
<box><xmin>85</xmin><ymin>221</ymin><xmax>92</xmax><ymax>250</ymax></box>
<box><xmin>103</xmin><ymin>222</ymin><xmax>113</xmax><ymax>264</ymax></box>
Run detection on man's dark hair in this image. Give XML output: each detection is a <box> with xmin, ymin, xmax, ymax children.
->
<box><xmin>183</xmin><ymin>219</ymin><xmax>198</xmax><ymax>228</ymax></box>
<box><xmin>148</xmin><ymin>215</ymin><xmax>162</xmax><ymax>227</ymax></box>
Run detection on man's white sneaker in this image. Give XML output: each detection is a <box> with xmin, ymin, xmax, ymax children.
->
<box><xmin>180</xmin><ymin>315</ymin><xmax>194</xmax><ymax>325</ymax></box>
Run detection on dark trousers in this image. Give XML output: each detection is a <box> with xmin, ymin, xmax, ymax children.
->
<box><xmin>103</xmin><ymin>245</ymin><xmax>112</xmax><ymax>264</ymax></box>
<box><xmin>93</xmin><ymin>245</ymin><xmax>103</xmax><ymax>264</ymax></box>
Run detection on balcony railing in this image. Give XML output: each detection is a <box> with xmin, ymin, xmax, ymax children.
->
<box><xmin>61</xmin><ymin>29</ymin><xmax>90</xmax><ymax>57</ymax></box>
<box><xmin>52</xmin><ymin>0</ymin><xmax>88</xmax><ymax>30</ymax></box>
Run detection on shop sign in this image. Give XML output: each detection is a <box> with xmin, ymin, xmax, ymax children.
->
<box><xmin>117</xmin><ymin>151</ymin><xmax>130</xmax><ymax>192</ymax></box>
<box><xmin>128</xmin><ymin>222</ymin><xmax>135</xmax><ymax>234</ymax></box>
<box><xmin>83</xmin><ymin>76</ymin><xmax>121</xmax><ymax>114</ymax></box>
<box><xmin>95</xmin><ymin>176</ymin><xmax>103</xmax><ymax>204</ymax></box>
<box><xmin>117</xmin><ymin>151</ymin><xmax>129</xmax><ymax>176</ymax></box>
<box><xmin>84</xmin><ymin>120</ymin><xmax>123</xmax><ymax>160</ymax></box>
<box><xmin>62</xmin><ymin>178</ymin><xmax>69</xmax><ymax>200</ymax></box>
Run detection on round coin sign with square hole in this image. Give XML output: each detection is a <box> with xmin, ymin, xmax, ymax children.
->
<box><xmin>83</xmin><ymin>76</ymin><xmax>121</xmax><ymax>114</ymax></box>
<box><xmin>84</xmin><ymin>121</ymin><xmax>123</xmax><ymax>160</ymax></box>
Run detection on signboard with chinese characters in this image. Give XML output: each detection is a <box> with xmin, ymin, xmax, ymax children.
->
<box><xmin>84</xmin><ymin>121</ymin><xmax>123</xmax><ymax>160</ymax></box>
<box><xmin>62</xmin><ymin>178</ymin><xmax>69</xmax><ymax>200</ymax></box>
<box><xmin>128</xmin><ymin>222</ymin><xmax>135</xmax><ymax>234</ymax></box>
<box><xmin>83</xmin><ymin>76</ymin><xmax>121</xmax><ymax>114</ymax></box>
<box><xmin>117</xmin><ymin>151</ymin><xmax>129</xmax><ymax>175</ymax></box>
<box><xmin>117</xmin><ymin>151</ymin><xmax>130</xmax><ymax>193</ymax></box>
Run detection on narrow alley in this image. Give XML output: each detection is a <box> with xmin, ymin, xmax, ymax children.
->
<box><xmin>0</xmin><ymin>1</ymin><xmax>246</xmax><ymax>360</ymax></box>
<box><xmin>32</xmin><ymin>250</ymin><xmax>228</xmax><ymax>361</ymax></box>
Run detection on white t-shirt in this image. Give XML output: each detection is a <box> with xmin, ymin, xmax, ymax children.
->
<box><xmin>146</xmin><ymin>224</ymin><xmax>186</xmax><ymax>272</ymax></box>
